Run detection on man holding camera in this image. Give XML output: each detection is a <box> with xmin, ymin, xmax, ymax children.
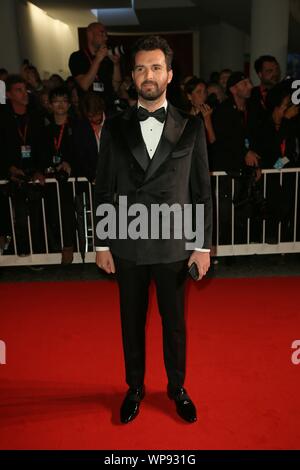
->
<box><xmin>69</xmin><ymin>22</ymin><xmax>122</xmax><ymax>111</ymax></box>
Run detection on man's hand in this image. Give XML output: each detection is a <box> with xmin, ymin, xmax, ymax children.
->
<box><xmin>32</xmin><ymin>172</ymin><xmax>45</xmax><ymax>186</ymax></box>
<box><xmin>284</xmin><ymin>104</ymin><xmax>299</xmax><ymax>120</ymax></box>
<box><xmin>188</xmin><ymin>251</ymin><xmax>210</xmax><ymax>281</ymax></box>
<box><xmin>108</xmin><ymin>52</ymin><xmax>121</xmax><ymax>66</ymax></box>
<box><xmin>199</xmin><ymin>103</ymin><xmax>213</xmax><ymax>120</ymax></box>
<box><xmin>95</xmin><ymin>45</ymin><xmax>108</xmax><ymax>63</ymax></box>
<box><xmin>245</xmin><ymin>150</ymin><xmax>260</xmax><ymax>167</ymax></box>
<box><xmin>9</xmin><ymin>166</ymin><xmax>25</xmax><ymax>183</ymax></box>
<box><xmin>96</xmin><ymin>250</ymin><xmax>116</xmax><ymax>274</ymax></box>
<box><xmin>57</xmin><ymin>161</ymin><xmax>71</xmax><ymax>176</ymax></box>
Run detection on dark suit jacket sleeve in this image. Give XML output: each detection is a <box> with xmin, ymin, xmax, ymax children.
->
<box><xmin>190</xmin><ymin>118</ymin><xmax>213</xmax><ymax>250</ymax></box>
<box><xmin>94</xmin><ymin>123</ymin><xmax>116</xmax><ymax>248</ymax></box>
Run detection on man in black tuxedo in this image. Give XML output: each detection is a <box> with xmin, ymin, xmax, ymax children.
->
<box><xmin>94</xmin><ymin>36</ymin><xmax>212</xmax><ymax>424</ymax></box>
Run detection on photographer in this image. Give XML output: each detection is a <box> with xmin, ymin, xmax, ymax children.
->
<box><xmin>44</xmin><ymin>86</ymin><xmax>76</xmax><ymax>264</ymax></box>
<box><xmin>68</xmin><ymin>22</ymin><xmax>122</xmax><ymax>112</ymax></box>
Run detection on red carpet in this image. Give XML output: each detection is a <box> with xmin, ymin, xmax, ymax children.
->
<box><xmin>0</xmin><ymin>276</ymin><xmax>299</xmax><ymax>450</ymax></box>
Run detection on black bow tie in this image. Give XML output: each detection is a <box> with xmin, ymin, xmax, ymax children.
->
<box><xmin>137</xmin><ymin>106</ymin><xmax>166</xmax><ymax>123</ymax></box>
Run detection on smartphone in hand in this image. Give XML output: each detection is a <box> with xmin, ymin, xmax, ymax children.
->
<box><xmin>188</xmin><ymin>262</ymin><xmax>199</xmax><ymax>281</ymax></box>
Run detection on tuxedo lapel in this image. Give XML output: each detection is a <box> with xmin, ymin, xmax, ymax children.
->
<box><xmin>144</xmin><ymin>103</ymin><xmax>188</xmax><ymax>182</ymax></box>
<box><xmin>121</xmin><ymin>106</ymin><xmax>150</xmax><ymax>172</ymax></box>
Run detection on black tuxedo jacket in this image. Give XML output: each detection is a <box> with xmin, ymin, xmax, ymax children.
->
<box><xmin>94</xmin><ymin>103</ymin><xmax>212</xmax><ymax>265</ymax></box>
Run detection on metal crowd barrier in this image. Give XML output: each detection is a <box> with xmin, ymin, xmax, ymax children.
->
<box><xmin>0</xmin><ymin>169</ymin><xmax>299</xmax><ymax>267</ymax></box>
<box><xmin>212</xmin><ymin>168</ymin><xmax>300</xmax><ymax>255</ymax></box>
<box><xmin>0</xmin><ymin>177</ymin><xmax>96</xmax><ymax>266</ymax></box>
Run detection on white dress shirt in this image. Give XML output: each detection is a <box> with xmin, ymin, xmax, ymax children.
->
<box><xmin>138</xmin><ymin>100</ymin><xmax>167</xmax><ymax>159</ymax></box>
<box><xmin>96</xmin><ymin>101</ymin><xmax>210</xmax><ymax>253</ymax></box>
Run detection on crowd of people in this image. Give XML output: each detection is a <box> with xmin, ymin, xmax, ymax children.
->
<box><xmin>0</xmin><ymin>21</ymin><xmax>299</xmax><ymax>264</ymax></box>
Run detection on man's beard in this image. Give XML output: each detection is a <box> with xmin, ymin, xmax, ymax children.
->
<box><xmin>263</xmin><ymin>77</ymin><xmax>280</xmax><ymax>88</ymax></box>
<box><xmin>136</xmin><ymin>81</ymin><xmax>166</xmax><ymax>101</ymax></box>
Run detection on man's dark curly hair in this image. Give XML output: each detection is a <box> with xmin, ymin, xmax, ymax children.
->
<box><xmin>131</xmin><ymin>35</ymin><xmax>173</xmax><ymax>71</ymax></box>
<box><xmin>254</xmin><ymin>55</ymin><xmax>278</xmax><ymax>75</ymax></box>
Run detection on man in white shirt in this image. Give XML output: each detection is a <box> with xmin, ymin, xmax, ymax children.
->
<box><xmin>94</xmin><ymin>36</ymin><xmax>212</xmax><ymax>424</ymax></box>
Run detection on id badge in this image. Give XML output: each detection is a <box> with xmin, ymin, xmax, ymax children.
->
<box><xmin>21</xmin><ymin>145</ymin><xmax>31</xmax><ymax>159</ymax></box>
<box><xmin>93</xmin><ymin>82</ymin><xmax>104</xmax><ymax>92</ymax></box>
<box><xmin>53</xmin><ymin>154</ymin><xmax>62</xmax><ymax>165</ymax></box>
<box><xmin>274</xmin><ymin>156</ymin><xmax>290</xmax><ymax>170</ymax></box>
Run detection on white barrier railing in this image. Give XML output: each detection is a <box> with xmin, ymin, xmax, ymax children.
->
<box><xmin>0</xmin><ymin>169</ymin><xmax>299</xmax><ymax>266</ymax></box>
<box><xmin>212</xmin><ymin>168</ymin><xmax>300</xmax><ymax>255</ymax></box>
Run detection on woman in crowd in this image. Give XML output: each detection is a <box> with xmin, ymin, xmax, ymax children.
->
<box><xmin>184</xmin><ymin>77</ymin><xmax>216</xmax><ymax>144</ymax></box>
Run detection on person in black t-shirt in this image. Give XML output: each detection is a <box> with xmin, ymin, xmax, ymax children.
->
<box><xmin>2</xmin><ymin>76</ymin><xmax>45</xmax><ymax>182</ymax></box>
<box><xmin>1</xmin><ymin>75</ymin><xmax>45</xmax><ymax>255</ymax></box>
<box><xmin>68</xmin><ymin>22</ymin><xmax>122</xmax><ymax>112</ymax></box>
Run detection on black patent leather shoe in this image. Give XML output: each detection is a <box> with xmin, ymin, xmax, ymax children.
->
<box><xmin>167</xmin><ymin>386</ymin><xmax>197</xmax><ymax>423</ymax></box>
<box><xmin>120</xmin><ymin>386</ymin><xmax>145</xmax><ymax>424</ymax></box>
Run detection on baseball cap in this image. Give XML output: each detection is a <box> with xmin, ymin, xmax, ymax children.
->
<box><xmin>226</xmin><ymin>72</ymin><xmax>247</xmax><ymax>93</ymax></box>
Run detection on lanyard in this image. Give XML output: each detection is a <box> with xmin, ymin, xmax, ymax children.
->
<box><xmin>91</xmin><ymin>123</ymin><xmax>102</xmax><ymax>150</ymax></box>
<box><xmin>280</xmin><ymin>139</ymin><xmax>286</xmax><ymax>158</ymax></box>
<box><xmin>260</xmin><ymin>85</ymin><xmax>267</xmax><ymax>109</ymax></box>
<box><xmin>238</xmin><ymin>107</ymin><xmax>248</xmax><ymax>128</ymax></box>
<box><xmin>54</xmin><ymin>123</ymin><xmax>66</xmax><ymax>154</ymax></box>
<box><xmin>84</xmin><ymin>49</ymin><xmax>99</xmax><ymax>81</ymax></box>
<box><xmin>18</xmin><ymin>120</ymin><xmax>28</xmax><ymax>145</ymax></box>
<box><xmin>91</xmin><ymin>124</ymin><xmax>101</xmax><ymax>141</ymax></box>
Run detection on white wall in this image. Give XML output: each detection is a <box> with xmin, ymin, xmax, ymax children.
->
<box><xmin>199</xmin><ymin>24</ymin><xmax>221</xmax><ymax>80</ymax></box>
<box><xmin>199</xmin><ymin>22</ymin><xmax>250</xmax><ymax>81</ymax></box>
<box><xmin>0</xmin><ymin>0</ymin><xmax>22</xmax><ymax>73</ymax></box>
<box><xmin>16</xmin><ymin>1</ymin><xmax>78</xmax><ymax>79</ymax></box>
<box><xmin>250</xmin><ymin>0</ymin><xmax>289</xmax><ymax>83</ymax></box>
<box><xmin>220</xmin><ymin>22</ymin><xmax>248</xmax><ymax>72</ymax></box>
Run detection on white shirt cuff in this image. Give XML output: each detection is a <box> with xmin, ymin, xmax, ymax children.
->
<box><xmin>195</xmin><ymin>248</ymin><xmax>210</xmax><ymax>252</ymax></box>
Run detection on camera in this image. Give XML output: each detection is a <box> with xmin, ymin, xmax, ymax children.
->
<box><xmin>107</xmin><ymin>43</ymin><xmax>125</xmax><ymax>57</ymax></box>
<box><xmin>56</xmin><ymin>169</ymin><xmax>69</xmax><ymax>183</ymax></box>
<box><xmin>45</xmin><ymin>166</ymin><xmax>69</xmax><ymax>183</ymax></box>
